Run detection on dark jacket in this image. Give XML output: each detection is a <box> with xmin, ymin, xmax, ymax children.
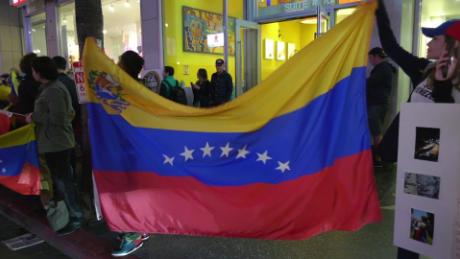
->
<box><xmin>193</xmin><ymin>80</ymin><xmax>213</xmax><ymax>107</ymax></box>
<box><xmin>211</xmin><ymin>70</ymin><xmax>233</xmax><ymax>105</ymax></box>
<box><xmin>32</xmin><ymin>80</ymin><xmax>75</xmax><ymax>154</ymax></box>
<box><xmin>11</xmin><ymin>74</ymin><xmax>40</xmax><ymax>114</ymax></box>
<box><xmin>367</xmin><ymin>61</ymin><xmax>396</xmax><ymax>107</ymax></box>
<box><xmin>57</xmin><ymin>73</ymin><xmax>81</xmax><ymax>128</ymax></box>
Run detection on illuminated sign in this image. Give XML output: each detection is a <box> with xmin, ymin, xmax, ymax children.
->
<box><xmin>207</xmin><ymin>33</ymin><xmax>224</xmax><ymax>48</ymax></box>
<box><xmin>284</xmin><ymin>0</ymin><xmax>335</xmax><ymax>12</ymax></box>
<box><xmin>9</xmin><ymin>0</ymin><xmax>27</xmax><ymax>7</ymax></box>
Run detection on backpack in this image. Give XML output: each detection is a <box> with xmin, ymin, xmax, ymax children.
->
<box><xmin>164</xmin><ymin>80</ymin><xmax>187</xmax><ymax>105</ymax></box>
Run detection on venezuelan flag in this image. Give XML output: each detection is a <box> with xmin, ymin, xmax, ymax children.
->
<box><xmin>84</xmin><ymin>1</ymin><xmax>381</xmax><ymax>239</ymax></box>
<box><xmin>0</xmin><ymin>124</ymin><xmax>41</xmax><ymax>195</ymax></box>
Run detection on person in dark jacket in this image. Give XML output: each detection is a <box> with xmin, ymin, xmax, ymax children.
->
<box><xmin>52</xmin><ymin>56</ymin><xmax>82</xmax><ymax>192</ymax></box>
<box><xmin>10</xmin><ymin>53</ymin><xmax>40</xmax><ymax>116</ymax></box>
<box><xmin>366</xmin><ymin>47</ymin><xmax>396</xmax><ymax>164</ymax></box>
<box><xmin>191</xmin><ymin>68</ymin><xmax>213</xmax><ymax>107</ymax></box>
<box><xmin>211</xmin><ymin>58</ymin><xmax>233</xmax><ymax>105</ymax></box>
<box><xmin>376</xmin><ymin>0</ymin><xmax>460</xmax><ymax>163</ymax></box>
<box><xmin>25</xmin><ymin>56</ymin><xmax>83</xmax><ymax>236</ymax></box>
<box><xmin>375</xmin><ymin>1</ymin><xmax>460</xmax><ymax>258</ymax></box>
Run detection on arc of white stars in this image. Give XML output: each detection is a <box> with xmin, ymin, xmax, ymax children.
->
<box><xmin>256</xmin><ymin>150</ymin><xmax>272</xmax><ymax>164</ymax></box>
<box><xmin>276</xmin><ymin>161</ymin><xmax>291</xmax><ymax>173</ymax></box>
<box><xmin>220</xmin><ymin>142</ymin><xmax>233</xmax><ymax>158</ymax></box>
<box><xmin>162</xmin><ymin>154</ymin><xmax>175</xmax><ymax>166</ymax></box>
<box><xmin>180</xmin><ymin>146</ymin><xmax>195</xmax><ymax>161</ymax></box>
<box><xmin>236</xmin><ymin>145</ymin><xmax>250</xmax><ymax>159</ymax></box>
<box><xmin>200</xmin><ymin>142</ymin><xmax>215</xmax><ymax>158</ymax></box>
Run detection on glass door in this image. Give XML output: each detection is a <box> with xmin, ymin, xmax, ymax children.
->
<box><xmin>235</xmin><ymin>19</ymin><xmax>260</xmax><ymax>97</ymax></box>
<box><xmin>316</xmin><ymin>4</ymin><xmax>332</xmax><ymax>38</ymax></box>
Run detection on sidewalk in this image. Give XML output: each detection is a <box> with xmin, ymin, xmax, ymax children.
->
<box><xmin>0</xmin><ymin>186</ymin><xmax>138</xmax><ymax>259</ymax></box>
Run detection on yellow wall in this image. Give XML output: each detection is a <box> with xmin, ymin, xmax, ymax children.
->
<box><xmin>163</xmin><ymin>0</ymin><xmax>243</xmax><ymax>85</ymax></box>
<box><xmin>260</xmin><ymin>19</ymin><xmax>316</xmax><ymax>80</ymax></box>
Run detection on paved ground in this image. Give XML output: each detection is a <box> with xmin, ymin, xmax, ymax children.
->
<box><xmin>0</xmin><ymin>214</ymin><xmax>69</xmax><ymax>259</ymax></box>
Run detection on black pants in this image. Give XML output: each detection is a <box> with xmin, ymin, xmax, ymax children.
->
<box><xmin>397</xmin><ymin>248</ymin><xmax>419</xmax><ymax>259</ymax></box>
<box><xmin>44</xmin><ymin>149</ymin><xmax>84</xmax><ymax>226</ymax></box>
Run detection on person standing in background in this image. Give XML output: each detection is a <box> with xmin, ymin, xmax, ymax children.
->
<box><xmin>211</xmin><ymin>59</ymin><xmax>233</xmax><ymax>106</ymax></box>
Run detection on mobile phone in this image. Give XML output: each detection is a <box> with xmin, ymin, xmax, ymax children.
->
<box><xmin>442</xmin><ymin>41</ymin><xmax>456</xmax><ymax>78</ymax></box>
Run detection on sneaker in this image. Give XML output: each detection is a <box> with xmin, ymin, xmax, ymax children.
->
<box><xmin>57</xmin><ymin>223</ymin><xmax>80</xmax><ymax>236</ymax></box>
<box><xmin>141</xmin><ymin>233</ymin><xmax>151</xmax><ymax>241</ymax></box>
<box><xmin>111</xmin><ymin>239</ymin><xmax>143</xmax><ymax>257</ymax></box>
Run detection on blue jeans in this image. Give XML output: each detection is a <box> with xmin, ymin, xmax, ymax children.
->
<box><xmin>44</xmin><ymin>149</ymin><xmax>84</xmax><ymax>226</ymax></box>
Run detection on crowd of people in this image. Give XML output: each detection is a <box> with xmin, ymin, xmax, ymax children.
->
<box><xmin>1</xmin><ymin>0</ymin><xmax>460</xmax><ymax>256</ymax></box>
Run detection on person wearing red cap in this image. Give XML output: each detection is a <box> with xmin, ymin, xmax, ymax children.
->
<box><xmin>375</xmin><ymin>0</ymin><xmax>460</xmax><ymax>258</ymax></box>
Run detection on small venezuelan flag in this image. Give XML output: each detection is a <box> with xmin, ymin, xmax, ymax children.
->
<box><xmin>0</xmin><ymin>124</ymin><xmax>41</xmax><ymax>195</ymax></box>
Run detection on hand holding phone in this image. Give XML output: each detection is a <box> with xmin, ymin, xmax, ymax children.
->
<box><xmin>435</xmin><ymin>42</ymin><xmax>458</xmax><ymax>81</ymax></box>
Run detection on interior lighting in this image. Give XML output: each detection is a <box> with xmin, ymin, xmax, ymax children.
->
<box><xmin>300</xmin><ymin>17</ymin><xmax>316</xmax><ymax>24</ymax></box>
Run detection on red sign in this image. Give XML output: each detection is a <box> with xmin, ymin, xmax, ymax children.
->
<box><xmin>9</xmin><ymin>0</ymin><xmax>27</xmax><ymax>7</ymax></box>
<box><xmin>72</xmin><ymin>62</ymin><xmax>89</xmax><ymax>104</ymax></box>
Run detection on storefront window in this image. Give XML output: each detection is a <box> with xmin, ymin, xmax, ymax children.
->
<box><xmin>256</xmin><ymin>0</ymin><xmax>335</xmax><ymax>19</ymax></box>
<box><xmin>30</xmin><ymin>13</ymin><xmax>47</xmax><ymax>55</ymax></box>
<box><xmin>419</xmin><ymin>0</ymin><xmax>459</xmax><ymax>58</ymax></box>
<box><xmin>335</xmin><ymin>7</ymin><xmax>355</xmax><ymax>24</ymax></box>
<box><xmin>58</xmin><ymin>3</ymin><xmax>79</xmax><ymax>63</ymax></box>
<box><xmin>162</xmin><ymin>0</ymin><xmax>244</xmax><ymax>86</ymax></box>
<box><xmin>102</xmin><ymin>0</ymin><xmax>142</xmax><ymax>62</ymax></box>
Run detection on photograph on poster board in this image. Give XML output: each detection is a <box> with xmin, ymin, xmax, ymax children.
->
<box><xmin>404</xmin><ymin>173</ymin><xmax>440</xmax><ymax>199</ymax></box>
<box><xmin>414</xmin><ymin>127</ymin><xmax>440</xmax><ymax>162</ymax></box>
<box><xmin>410</xmin><ymin>208</ymin><xmax>434</xmax><ymax>245</ymax></box>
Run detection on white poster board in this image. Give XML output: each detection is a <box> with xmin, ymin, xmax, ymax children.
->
<box><xmin>394</xmin><ymin>103</ymin><xmax>460</xmax><ymax>259</ymax></box>
<box><xmin>72</xmin><ymin>61</ymin><xmax>89</xmax><ymax>104</ymax></box>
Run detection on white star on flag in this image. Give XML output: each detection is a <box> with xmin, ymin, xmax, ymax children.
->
<box><xmin>180</xmin><ymin>146</ymin><xmax>195</xmax><ymax>161</ymax></box>
<box><xmin>276</xmin><ymin>161</ymin><xmax>291</xmax><ymax>173</ymax></box>
<box><xmin>256</xmin><ymin>151</ymin><xmax>272</xmax><ymax>164</ymax></box>
<box><xmin>220</xmin><ymin>142</ymin><xmax>233</xmax><ymax>158</ymax></box>
<box><xmin>1</xmin><ymin>168</ymin><xmax>6</xmax><ymax>174</ymax></box>
<box><xmin>200</xmin><ymin>142</ymin><xmax>215</xmax><ymax>158</ymax></box>
<box><xmin>0</xmin><ymin>160</ymin><xmax>3</xmax><ymax>163</ymax></box>
<box><xmin>236</xmin><ymin>145</ymin><xmax>250</xmax><ymax>159</ymax></box>
<box><xmin>162</xmin><ymin>154</ymin><xmax>175</xmax><ymax>166</ymax></box>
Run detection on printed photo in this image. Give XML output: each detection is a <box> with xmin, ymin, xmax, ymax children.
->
<box><xmin>265</xmin><ymin>39</ymin><xmax>274</xmax><ymax>60</ymax></box>
<box><xmin>414</xmin><ymin>127</ymin><xmax>440</xmax><ymax>162</ymax></box>
<box><xmin>410</xmin><ymin>208</ymin><xmax>434</xmax><ymax>245</ymax></box>
<box><xmin>277</xmin><ymin>41</ymin><xmax>286</xmax><ymax>61</ymax></box>
<box><xmin>287</xmin><ymin>43</ymin><xmax>296</xmax><ymax>59</ymax></box>
<box><xmin>404</xmin><ymin>173</ymin><xmax>440</xmax><ymax>199</ymax></box>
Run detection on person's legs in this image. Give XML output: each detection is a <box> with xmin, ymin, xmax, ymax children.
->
<box><xmin>45</xmin><ymin>149</ymin><xmax>84</xmax><ymax>228</ymax></box>
<box><xmin>397</xmin><ymin>247</ymin><xmax>420</xmax><ymax>259</ymax></box>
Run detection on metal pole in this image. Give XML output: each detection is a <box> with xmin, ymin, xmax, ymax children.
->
<box><xmin>412</xmin><ymin>0</ymin><xmax>422</xmax><ymax>56</ymax></box>
<box><xmin>316</xmin><ymin>4</ymin><xmax>321</xmax><ymax>38</ymax></box>
<box><xmin>22</xmin><ymin>7</ymin><xmax>33</xmax><ymax>53</ymax></box>
<box><xmin>223</xmin><ymin>0</ymin><xmax>229</xmax><ymax>70</ymax></box>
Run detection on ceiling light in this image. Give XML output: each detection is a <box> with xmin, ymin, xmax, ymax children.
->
<box><xmin>124</xmin><ymin>0</ymin><xmax>131</xmax><ymax>7</ymax></box>
<box><xmin>108</xmin><ymin>4</ymin><xmax>115</xmax><ymax>12</ymax></box>
<box><xmin>300</xmin><ymin>17</ymin><xmax>316</xmax><ymax>24</ymax></box>
<box><xmin>103</xmin><ymin>29</ymin><xmax>108</xmax><ymax>34</ymax></box>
